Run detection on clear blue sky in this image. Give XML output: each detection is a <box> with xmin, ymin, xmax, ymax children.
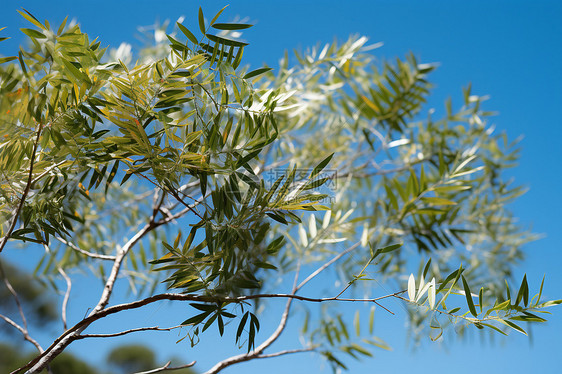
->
<box><xmin>1</xmin><ymin>1</ymin><xmax>561</xmax><ymax>373</ymax></box>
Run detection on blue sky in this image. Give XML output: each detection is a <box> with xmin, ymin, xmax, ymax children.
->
<box><xmin>1</xmin><ymin>1</ymin><xmax>561</xmax><ymax>373</ymax></box>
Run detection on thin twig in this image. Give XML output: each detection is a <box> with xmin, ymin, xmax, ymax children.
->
<box><xmin>0</xmin><ymin>313</ymin><xmax>44</xmax><ymax>353</ymax></box>
<box><xmin>203</xmin><ymin>264</ymin><xmax>302</xmax><ymax>374</ymax></box>
<box><xmin>41</xmin><ymin>243</ymin><xmax>73</xmax><ymax>330</ymax></box>
<box><xmin>21</xmin><ymin>189</ymin><xmax>203</xmax><ymax>372</ymax></box>
<box><xmin>0</xmin><ymin>261</ymin><xmax>28</xmax><ymax>331</ymax></box>
<box><xmin>89</xmin><ymin>222</ymin><xmax>154</xmax><ymax>316</ymax></box>
<box><xmin>11</xmin><ymin>288</ymin><xmax>432</xmax><ymax>374</ymax></box>
<box><xmin>58</xmin><ymin>267</ymin><xmax>71</xmax><ymax>330</ymax></box>
<box><xmin>54</xmin><ymin>236</ymin><xmax>116</xmax><ymax>261</ymax></box>
<box><xmin>75</xmin><ymin>325</ymin><xmax>182</xmax><ymax>339</ymax></box>
<box><xmin>255</xmin><ymin>347</ymin><xmax>316</xmax><ymax>359</ymax></box>
<box><xmin>132</xmin><ymin>360</ymin><xmax>196</xmax><ymax>374</ymax></box>
<box><xmin>30</xmin><ymin>160</ymin><xmax>68</xmax><ymax>185</ymax></box>
<box><xmin>373</xmin><ymin>300</ymin><xmax>395</xmax><ymax>315</ymax></box>
<box><xmin>297</xmin><ymin>242</ymin><xmax>360</xmax><ymax>291</ymax></box>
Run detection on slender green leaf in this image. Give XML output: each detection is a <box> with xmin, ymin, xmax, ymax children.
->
<box><xmin>461</xmin><ymin>275</ymin><xmax>478</xmax><ymax>317</ymax></box>
<box><xmin>212</xmin><ymin>23</ymin><xmax>253</xmax><ymax>30</ymax></box>
<box><xmin>177</xmin><ymin>22</ymin><xmax>198</xmax><ymax>44</ymax></box>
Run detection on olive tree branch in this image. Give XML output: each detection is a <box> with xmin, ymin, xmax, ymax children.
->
<box><xmin>202</xmin><ymin>264</ymin><xmax>303</xmax><ymax>374</ymax></box>
<box><xmin>14</xmin><ymin>284</ymin><xmax>497</xmax><ymax>374</ymax></box>
<box><xmin>21</xmin><ymin>190</ymin><xmax>202</xmax><ymax>373</ymax></box>
<box><xmin>201</xmin><ymin>243</ymin><xmax>362</xmax><ymax>374</ymax></box>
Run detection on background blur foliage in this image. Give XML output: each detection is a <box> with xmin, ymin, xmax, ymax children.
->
<box><xmin>0</xmin><ymin>7</ymin><xmax>560</xmax><ymax>374</ymax></box>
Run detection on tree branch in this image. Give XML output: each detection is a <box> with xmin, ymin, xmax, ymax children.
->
<box><xmin>54</xmin><ymin>236</ymin><xmax>116</xmax><ymax>261</ymax></box>
<box><xmin>297</xmin><ymin>242</ymin><xmax>360</xmax><ymax>291</ymax></box>
<box><xmin>90</xmin><ymin>222</ymin><xmax>154</xmax><ymax>316</ymax></box>
<box><xmin>0</xmin><ymin>123</ymin><xmax>43</xmax><ymax>254</ymax></box>
<box><xmin>132</xmin><ymin>360</ymin><xmax>196</xmax><ymax>374</ymax></box>
<box><xmin>58</xmin><ymin>267</ymin><xmax>71</xmax><ymax>330</ymax></box>
<box><xmin>20</xmin><ymin>190</ymin><xmax>201</xmax><ymax>372</ymax></box>
<box><xmin>0</xmin><ymin>313</ymin><xmax>44</xmax><ymax>354</ymax></box>
<box><xmin>255</xmin><ymin>347</ymin><xmax>316</xmax><ymax>359</ymax></box>
<box><xmin>75</xmin><ymin>325</ymin><xmax>182</xmax><ymax>339</ymax></box>
<box><xmin>14</xmin><ymin>290</ymin><xmax>408</xmax><ymax>374</ymax></box>
<box><xmin>0</xmin><ymin>261</ymin><xmax>29</xmax><ymax>331</ymax></box>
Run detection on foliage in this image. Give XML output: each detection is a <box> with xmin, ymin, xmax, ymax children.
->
<box><xmin>0</xmin><ymin>7</ymin><xmax>560</xmax><ymax>374</ymax></box>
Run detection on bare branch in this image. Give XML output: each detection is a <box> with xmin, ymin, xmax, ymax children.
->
<box><xmin>0</xmin><ymin>313</ymin><xmax>44</xmax><ymax>353</ymax></box>
<box><xmin>75</xmin><ymin>325</ymin><xmax>182</xmax><ymax>339</ymax></box>
<box><xmin>41</xmin><ymin>243</ymin><xmax>72</xmax><ymax>329</ymax></box>
<box><xmin>30</xmin><ymin>160</ymin><xmax>68</xmax><ymax>185</ymax></box>
<box><xmin>58</xmin><ymin>267</ymin><xmax>71</xmax><ymax>330</ymax></box>
<box><xmin>132</xmin><ymin>360</ymin><xmax>196</xmax><ymax>374</ymax></box>
<box><xmin>297</xmin><ymin>242</ymin><xmax>360</xmax><ymax>291</ymax></box>
<box><xmin>54</xmin><ymin>236</ymin><xmax>116</xmax><ymax>261</ymax></box>
<box><xmin>14</xmin><ymin>290</ymin><xmax>409</xmax><ymax>374</ymax></box>
<box><xmin>255</xmin><ymin>347</ymin><xmax>316</xmax><ymax>359</ymax></box>
<box><xmin>90</xmin><ymin>222</ymin><xmax>154</xmax><ymax>316</ymax></box>
<box><xmin>0</xmin><ymin>261</ymin><xmax>28</xmax><ymax>331</ymax></box>
<box><xmin>254</xmin><ymin>262</ymin><xmax>301</xmax><ymax>352</ymax></box>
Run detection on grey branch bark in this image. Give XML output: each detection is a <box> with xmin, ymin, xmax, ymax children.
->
<box><xmin>132</xmin><ymin>361</ymin><xmax>196</xmax><ymax>374</ymax></box>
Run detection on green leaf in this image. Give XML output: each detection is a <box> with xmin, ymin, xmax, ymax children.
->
<box><xmin>0</xmin><ymin>56</ymin><xmax>17</xmax><ymax>64</ymax></box>
<box><xmin>210</xmin><ymin>5</ymin><xmax>229</xmax><ymax>25</ymax></box>
<box><xmin>515</xmin><ymin>274</ymin><xmax>529</xmax><ymax>307</ymax></box>
<box><xmin>420</xmin><ymin>197</ymin><xmax>457</xmax><ymax>206</ymax></box>
<box><xmin>436</xmin><ymin>266</ymin><xmax>463</xmax><ymax>293</ymax></box>
<box><xmin>422</xmin><ymin>258</ymin><xmax>432</xmax><ymax>278</ymax></box>
<box><xmin>255</xmin><ymin>261</ymin><xmax>277</xmax><ymax>270</ymax></box>
<box><xmin>310</xmin><ymin>153</ymin><xmax>334</xmax><ymax>179</ymax></box>
<box><xmin>60</xmin><ymin>58</ymin><xmax>89</xmax><ymax>83</ymax></box>
<box><xmin>236</xmin><ymin>312</ymin><xmax>249</xmax><ymax>343</ymax></box>
<box><xmin>432</xmin><ymin>185</ymin><xmax>472</xmax><ymax>193</ymax></box>
<box><xmin>448</xmin><ymin>307</ymin><xmax>461</xmax><ymax>314</ymax></box>
<box><xmin>181</xmin><ymin>311</ymin><xmax>210</xmax><ymax>326</ymax></box>
<box><xmin>18</xmin><ymin>9</ymin><xmax>45</xmax><ymax>30</ymax></box>
<box><xmin>198</xmin><ymin>7</ymin><xmax>206</xmax><ymax>34</ymax></box>
<box><xmin>480</xmin><ymin>323</ymin><xmax>507</xmax><ymax>336</ymax></box>
<box><xmin>536</xmin><ymin>274</ymin><xmax>545</xmax><ymax>306</ymax></box>
<box><xmin>20</xmin><ymin>28</ymin><xmax>46</xmax><ymax>39</ymax></box>
<box><xmin>479</xmin><ymin>287</ymin><xmax>484</xmax><ymax>313</ymax></box>
<box><xmin>372</xmin><ymin>243</ymin><xmax>402</xmax><ymax>261</ymax></box>
<box><xmin>212</xmin><ymin>23</ymin><xmax>253</xmax><ymax>30</ymax></box>
<box><xmin>177</xmin><ymin>22</ymin><xmax>198</xmax><ymax>44</ymax></box>
<box><xmin>461</xmin><ymin>275</ymin><xmax>478</xmax><ymax>317</ymax></box>
<box><xmin>190</xmin><ymin>303</ymin><xmax>216</xmax><ymax>312</ymax></box>
<box><xmin>206</xmin><ymin>33</ymin><xmax>248</xmax><ymax>47</ymax></box>
<box><xmin>488</xmin><ymin>299</ymin><xmax>511</xmax><ymax>313</ymax></box>
<box><xmin>236</xmin><ymin>149</ymin><xmax>261</xmax><ymax>169</ymax></box>
<box><xmin>57</xmin><ymin>16</ymin><xmax>68</xmax><ymax>35</ymax></box>
<box><xmin>243</xmin><ymin>67</ymin><xmax>273</xmax><ymax>80</ymax></box>
<box><xmin>536</xmin><ymin>299</ymin><xmax>562</xmax><ymax>308</ymax></box>
<box><xmin>498</xmin><ymin>319</ymin><xmax>527</xmax><ymax>336</ymax></box>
